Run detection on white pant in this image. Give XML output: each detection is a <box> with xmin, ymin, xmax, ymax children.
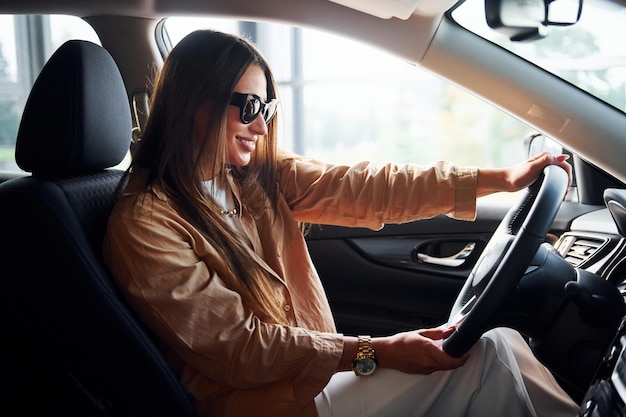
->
<box><xmin>315</xmin><ymin>328</ymin><xmax>580</xmax><ymax>417</ymax></box>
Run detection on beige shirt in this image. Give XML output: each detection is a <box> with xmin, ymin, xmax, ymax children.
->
<box><xmin>103</xmin><ymin>152</ymin><xmax>478</xmax><ymax>417</ymax></box>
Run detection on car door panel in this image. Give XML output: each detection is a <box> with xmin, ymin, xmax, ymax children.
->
<box><xmin>306</xmin><ymin>199</ymin><xmax>588</xmax><ymax>336</ymax></box>
<box><xmin>306</xmin><ymin>201</ymin><xmax>509</xmax><ymax>336</ymax></box>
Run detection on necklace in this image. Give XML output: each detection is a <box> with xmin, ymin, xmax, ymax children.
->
<box><xmin>221</xmin><ymin>207</ymin><xmax>238</xmax><ymax>217</ymax></box>
<box><xmin>204</xmin><ymin>179</ymin><xmax>239</xmax><ymax>218</ymax></box>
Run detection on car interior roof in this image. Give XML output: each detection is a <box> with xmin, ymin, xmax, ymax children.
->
<box><xmin>0</xmin><ymin>0</ymin><xmax>445</xmax><ymax>64</ymax></box>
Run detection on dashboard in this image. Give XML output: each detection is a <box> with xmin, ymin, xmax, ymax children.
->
<box><xmin>554</xmin><ymin>189</ymin><xmax>626</xmax><ymax>416</ymax></box>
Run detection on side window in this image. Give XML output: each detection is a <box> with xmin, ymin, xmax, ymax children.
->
<box><xmin>162</xmin><ymin>18</ymin><xmax>534</xmax><ymax>169</ymax></box>
<box><xmin>161</xmin><ymin>18</ymin><xmax>534</xmax><ymax>201</ymax></box>
<box><xmin>0</xmin><ymin>15</ymin><xmax>100</xmax><ymax>172</ymax></box>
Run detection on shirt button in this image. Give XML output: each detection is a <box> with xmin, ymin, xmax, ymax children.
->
<box><xmin>284</xmin><ymin>304</ymin><xmax>291</xmax><ymax>312</ymax></box>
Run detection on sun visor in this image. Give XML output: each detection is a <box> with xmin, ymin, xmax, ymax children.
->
<box><xmin>328</xmin><ymin>0</ymin><xmax>456</xmax><ymax>19</ymax></box>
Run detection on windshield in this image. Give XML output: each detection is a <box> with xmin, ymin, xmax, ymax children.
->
<box><xmin>453</xmin><ymin>0</ymin><xmax>626</xmax><ymax>113</ymax></box>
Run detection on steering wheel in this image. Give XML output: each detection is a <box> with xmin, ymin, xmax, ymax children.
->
<box><xmin>442</xmin><ymin>165</ymin><xmax>569</xmax><ymax>357</ymax></box>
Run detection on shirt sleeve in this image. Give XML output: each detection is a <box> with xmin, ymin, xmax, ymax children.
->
<box><xmin>103</xmin><ymin>189</ymin><xmax>343</xmax><ymax>400</ymax></box>
<box><xmin>276</xmin><ymin>151</ymin><xmax>478</xmax><ymax>230</ymax></box>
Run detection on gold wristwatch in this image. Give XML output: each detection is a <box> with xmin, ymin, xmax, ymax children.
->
<box><xmin>351</xmin><ymin>335</ymin><xmax>377</xmax><ymax>376</ymax></box>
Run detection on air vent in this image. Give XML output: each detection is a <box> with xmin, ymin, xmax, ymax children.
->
<box><xmin>558</xmin><ymin>235</ymin><xmax>607</xmax><ymax>267</ymax></box>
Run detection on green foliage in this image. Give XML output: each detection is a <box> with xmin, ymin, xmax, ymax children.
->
<box><xmin>524</xmin><ymin>27</ymin><xmax>626</xmax><ymax>111</ymax></box>
<box><xmin>0</xmin><ymin>41</ymin><xmax>19</xmax><ymax>148</ymax></box>
<box><xmin>0</xmin><ymin>41</ymin><xmax>19</xmax><ymax>153</ymax></box>
<box><xmin>0</xmin><ymin>41</ymin><xmax>9</xmax><ymax>79</ymax></box>
<box><xmin>0</xmin><ymin>99</ymin><xmax>19</xmax><ymax>147</ymax></box>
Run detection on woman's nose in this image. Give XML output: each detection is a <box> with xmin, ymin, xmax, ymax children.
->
<box><xmin>249</xmin><ymin>113</ymin><xmax>269</xmax><ymax>135</ymax></box>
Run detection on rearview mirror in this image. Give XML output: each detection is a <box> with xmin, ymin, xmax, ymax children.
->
<box><xmin>486</xmin><ymin>0</ymin><xmax>583</xmax><ymax>42</ymax></box>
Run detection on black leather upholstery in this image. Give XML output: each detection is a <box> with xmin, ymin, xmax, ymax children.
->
<box><xmin>0</xmin><ymin>40</ymin><xmax>197</xmax><ymax>417</ymax></box>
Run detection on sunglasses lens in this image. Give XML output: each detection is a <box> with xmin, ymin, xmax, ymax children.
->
<box><xmin>242</xmin><ymin>97</ymin><xmax>261</xmax><ymax>123</ymax></box>
<box><xmin>230</xmin><ymin>93</ymin><xmax>278</xmax><ymax>124</ymax></box>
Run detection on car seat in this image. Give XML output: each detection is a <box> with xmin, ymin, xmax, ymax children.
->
<box><xmin>0</xmin><ymin>40</ymin><xmax>197</xmax><ymax>417</ymax></box>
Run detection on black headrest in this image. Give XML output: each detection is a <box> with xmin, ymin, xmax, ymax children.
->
<box><xmin>16</xmin><ymin>40</ymin><xmax>131</xmax><ymax>176</ymax></box>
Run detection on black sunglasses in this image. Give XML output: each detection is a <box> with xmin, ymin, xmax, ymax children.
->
<box><xmin>229</xmin><ymin>92</ymin><xmax>279</xmax><ymax>125</ymax></box>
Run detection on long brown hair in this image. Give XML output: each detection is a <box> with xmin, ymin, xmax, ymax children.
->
<box><xmin>124</xmin><ymin>30</ymin><xmax>287</xmax><ymax>324</ymax></box>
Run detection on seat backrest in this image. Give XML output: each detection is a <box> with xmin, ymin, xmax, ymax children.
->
<box><xmin>0</xmin><ymin>40</ymin><xmax>197</xmax><ymax>417</ymax></box>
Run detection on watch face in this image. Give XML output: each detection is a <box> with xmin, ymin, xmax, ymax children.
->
<box><xmin>355</xmin><ymin>358</ymin><xmax>377</xmax><ymax>376</ymax></box>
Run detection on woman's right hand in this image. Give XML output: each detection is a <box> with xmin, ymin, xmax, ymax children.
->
<box><xmin>340</xmin><ymin>326</ymin><xmax>469</xmax><ymax>375</ymax></box>
<box><xmin>373</xmin><ymin>326</ymin><xmax>469</xmax><ymax>374</ymax></box>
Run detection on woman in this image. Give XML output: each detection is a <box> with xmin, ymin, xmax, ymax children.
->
<box><xmin>104</xmin><ymin>30</ymin><xmax>578</xmax><ymax>417</ymax></box>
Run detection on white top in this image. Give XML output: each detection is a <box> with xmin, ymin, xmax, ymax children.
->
<box><xmin>203</xmin><ymin>179</ymin><xmax>243</xmax><ymax>233</ymax></box>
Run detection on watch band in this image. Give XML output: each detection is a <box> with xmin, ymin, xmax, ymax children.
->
<box><xmin>355</xmin><ymin>335</ymin><xmax>375</xmax><ymax>361</ymax></box>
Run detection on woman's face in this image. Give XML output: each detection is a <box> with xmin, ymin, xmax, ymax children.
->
<box><xmin>226</xmin><ymin>64</ymin><xmax>269</xmax><ymax>167</ymax></box>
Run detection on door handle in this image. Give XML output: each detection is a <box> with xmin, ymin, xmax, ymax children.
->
<box><xmin>415</xmin><ymin>242</ymin><xmax>476</xmax><ymax>267</ymax></box>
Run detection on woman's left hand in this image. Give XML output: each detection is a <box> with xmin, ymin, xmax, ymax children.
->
<box><xmin>477</xmin><ymin>151</ymin><xmax>572</xmax><ymax>197</ymax></box>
